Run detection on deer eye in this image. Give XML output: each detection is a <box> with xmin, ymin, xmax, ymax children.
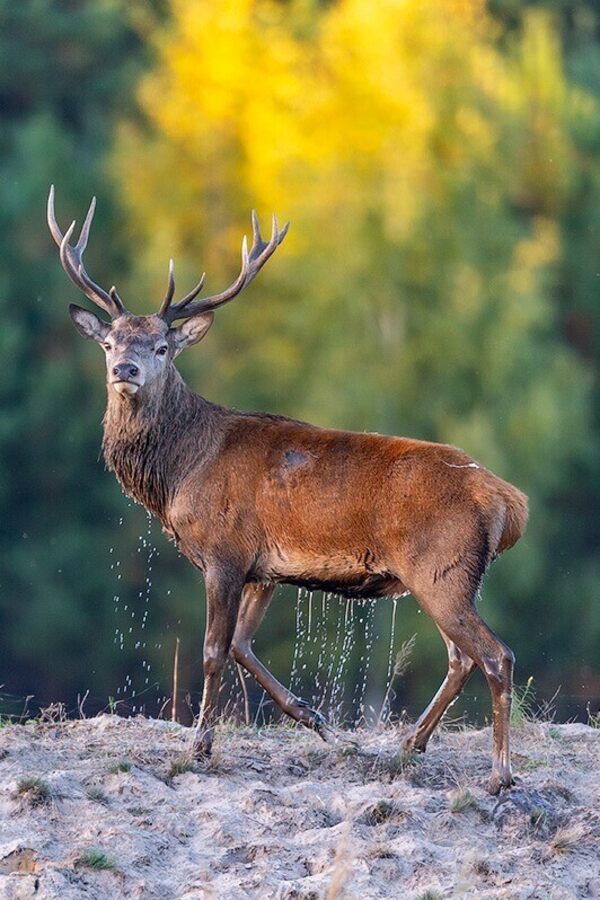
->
<box><xmin>102</xmin><ymin>342</ymin><xmax>112</xmax><ymax>352</ymax></box>
<box><xmin>156</xmin><ymin>345</ymin><xmax>168</xmax><ymax>356</ymax></box>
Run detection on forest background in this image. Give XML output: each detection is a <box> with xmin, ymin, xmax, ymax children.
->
<box><xmin>1</xmin><ymin>0</ymin><xmax>598</xmax><ymax>727</ymax></box>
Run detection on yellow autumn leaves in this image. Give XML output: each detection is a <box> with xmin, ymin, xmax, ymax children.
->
<box><xmin>113</xmin><ymin>0</ymin><xmax>591</xmax><ymax>486</ymax></box>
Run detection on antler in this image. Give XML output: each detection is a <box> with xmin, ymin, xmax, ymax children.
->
<box><xmin>158</xmin><ymin>211</ymin><xmax>289</xmax><ymax>326</ymax></box>
<box><xmin>47</xmin><ymin>185</ymin><xmax>126</xmax><ymax>319</ymax></box>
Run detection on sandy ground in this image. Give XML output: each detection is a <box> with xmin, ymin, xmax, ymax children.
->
<box><xmin>0</xmin><ymin>716</ymin><xmax>598</xmax><ymax>899</ymax></box>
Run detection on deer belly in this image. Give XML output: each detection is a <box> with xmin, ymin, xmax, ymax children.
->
<box><xmin>257</xmin><ymin>548</ymin><xmax>408</xmax><ymax>599</ymax></box>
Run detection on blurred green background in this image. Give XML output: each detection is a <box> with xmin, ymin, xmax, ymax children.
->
<box><xmin>0</xmin><ymin>0</ymin><xmax>598</xmax><ymax>726</ymax></box>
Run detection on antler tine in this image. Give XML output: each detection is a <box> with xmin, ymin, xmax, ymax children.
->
<box><xmin>174</xmin><ymin>272</ymin><xmax>207</xmax><ymax>310</ymax></box>
<box><xmin>158</xmin><ymin>256</ymin><xmax>206</xmax><ymax>321</ymax></box>
<box><xmin>161</xmin><ymin>212</ymin><xmax>289</xmax><ymax>325</ymax></box>
<box><xmin>47</xmin><ymin>185</ymin><xmax>125</xmax><ymax>319</ymax></box>
<box><xmin>158</xmin><ymin>258</ymin><xmax>177</xmax><ymax>318</ymax></box>
<box><xmin>47</xmin><ymin>184</ymin><xmax>64</xmax><ymax>247</ymax></box>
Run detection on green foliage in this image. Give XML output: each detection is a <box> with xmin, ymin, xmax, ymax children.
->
<box><xmin>0</xmin><ymin>0</ymin><xmax>198</xmax><ymax>719</ymax></box>
<box><xmin>511</xmin><ymin>676</ymin><xmax>537</xmax><ymax>726</ymax></box>
<box><xmin>74</xmin><ymin>848</ymin><xmax>116</xmax><ymax>871</ymax></box>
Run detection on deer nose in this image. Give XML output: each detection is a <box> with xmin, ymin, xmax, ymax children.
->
<box><xmin>112</xmin><ymin>363</ymin><xmax>139</xmax><ymax>381</ymax></box>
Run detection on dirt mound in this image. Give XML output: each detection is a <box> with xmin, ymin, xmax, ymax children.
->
<box><xmin>0</xmin><ymin>717</ymin><xmax>598</xmax><ymax>898</ymax></box>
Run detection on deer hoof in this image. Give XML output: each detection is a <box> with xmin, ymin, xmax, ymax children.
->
<box><xmin>192</xmin><ymin>732</ymin><xmax>213</xmax><ymax>760</ymax></box>
<box><xmin>308</xmin><ymin>709</ymin><xmax>335</xmax><ymax>743</ymax></box>
<box><xmin>402</xmin><ymin>727</ymin><xmax>427</xmax><ymax>754</ymax></box>
<box><xmin>292</xmin><ymin>701</ymin><xmax>333</xmax><ymax>742</ymax></box>
<box><xmin>486</xmin><ymin>771</ymin><xmax>515</xmax><ymax>796</ymax></box>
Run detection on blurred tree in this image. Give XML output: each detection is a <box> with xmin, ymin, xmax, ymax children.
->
<box><xmin>113</xmin><ymin>0</ymin><xmax>598</xmax><ymax>714</ymax></box>
<box><xmin>0</xmin><ymin>0</ymin><xmax>191</xmax><ymax>715</ymax></box>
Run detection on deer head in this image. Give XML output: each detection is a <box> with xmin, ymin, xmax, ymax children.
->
<box><xmin>47</xmin><ymin>186</ymin><xmax>289</xmax><ymax>398</ymax></box>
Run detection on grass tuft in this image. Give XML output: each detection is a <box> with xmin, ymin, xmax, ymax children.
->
<box><xmin>520</xmin><ymin>757</ymin><xmax>548</xmax><ymax>771</ymax></box>
<box><xmin>417</xmin><ymin>891</ymin><xmax>443</xmax><ymax>900</ymax></box>
<box><xmin>16</xmin><ymin>775</ymin><xmax>52</xmax><ymax>806</ymax></box>
<box><xmin>586</xmin><ymin>704</ymin><xmax>600</xmax><ymax>729</ymax></box>
<box><xmin>510</xmin><ymin>676</ymin><xmax>536</xmax><ymax>726</ymax></box>
<box><xmin>74</xmin><ymin>848</ymin><xmax>116</xmax><ymax>871</ymax></box>
<box><xmin>449</xmin><ymin>787</ymin><xmax>474</xmax><ymax>813</ymax></box>
<box><xmin>362</xmin><ymin>799</ymin><xmax>395</xmax><ymax>826</ymax></box>
<box><xmin>167</xmin><ymin>756</ymin><xmax>194</xmax><ymax>780</ymax></box>
<box><xmin>550</xmin><ymin>823</ymin><xmax>588</xmax><ymax>854</ymax></box>
<box><xmin>107</xmin><ymin>760</ymin><xmax>131</xmax><ymax>774</ymax></box>
<box><xmin>380</xmin><ymin>749</ymin><xmax>420</xmax><ymax>778</ymax></box>
<box><xmin>86</xmin><ymin>787</ymin><xmax>109</xmax><ymax>805</ymax></box>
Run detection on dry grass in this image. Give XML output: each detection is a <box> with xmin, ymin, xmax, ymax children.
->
<box><xmin>0</xmin><ymin>716</ymin><xmax>597</xmax><ymax>898</ymax></box>
<box><xmin>15</xmin><ymin>776</ymin><xmax>52</xmax><ymax>807</ymax></box>
<box><xmin>550</xmin><ymin>822</ymin><xmax>593</xmax><ymax>855</ymax></box>
<box><xmin>449</xmin><ymin>786</ymin><xmax>475</xmax><ymax>813</ymax></box>
<box><xmin>106</xmin><ymin>759</ymin><xmax>131</xmax><ymax>774</ymax></box>
<box><xmin>167</xmin><ymin>754</ymin><xmax>195</xmax><ymax>780</ymax></box>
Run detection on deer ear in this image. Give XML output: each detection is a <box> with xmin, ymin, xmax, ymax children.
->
<box><xmin>170</xmin><ymin>312</ymin><xmax>214</xmax><ymax>354</ymax></box>
<box><xmin>69</xmin><ymin>304</ymin><xmax>110</xmax><ymax>342</ymax></box>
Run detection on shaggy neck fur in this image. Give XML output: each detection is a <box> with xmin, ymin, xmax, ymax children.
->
<box><xmin>102</xmin><ymin>365</ymin><xmax>223</xmax><ymax>522</ymax></box>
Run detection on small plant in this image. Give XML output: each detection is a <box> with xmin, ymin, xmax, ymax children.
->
<box><xmin>74</xmin><ymin>848</ymin><xmax>116</xmax><ymax>871</ymax></box>
<box><xmin>39</xmin><ymin>702</ymin><xmax>67</xmax><ymax>724</ymax></box>
<box><xmin>550</xmin><ymin>823</ymin><xmax>588</xmax><ymax>854</ymax></box>
<box><xmin>363</xmin><ymin>799</ymin><xmax>395</xmax><ymax>826</ymax></box>
<box><xmin>449</xmin><ymin>787</ymin><xmax>474</xmax><ymax>813</ymax></box>
<box><xmin>586</xmin><ymin>703</ymin><xmax>600</xmax><ymax>729</ymax></box>
<box><xmin>381</xmin><ymin>750</ymin><xmax>419</xmax><ymax>778</ymax></box>
<box><xmin>378</xmin><ymin>634</ymin><xmax>416</xmax><ymax>724</ymax></box>
<box><xmin>510</xmin><ymin>676</ymin><xmax>536</xmax><ymax>726</ymax></box>
<box><xmin>529</xmin><ymin>805</ymin><xmax>548</xmax><ymax>831</ymax></box>
<box><xmin>338</xmin><ymin>742</ymin><xmax>359</xmax><ymax>758</ymax></box>
<box><xmin>86</xmin><ymin>787</ymin><xmax>109</xmax><ymax>805</ymax></box>
<box><xmin>16</xmin><ymin>775</ymin><xmax>52</xmax><ymax>806</ymax></box>
<box><xmin>548</xmin><ymin>726</ymin><xmax>562</xmax><ymax>739</ymax></box>
<box><xmin>520</xmin><ymin>757</ymin><xmax>548</xmax><ymax>771</ymax></box>
<box><xmin>306</xmin><ymin>747</ymin><xmax>328</xmax><ymax>764</ymax></box>
<box><xmin>107</xmin><ymin>760</ymin><xmax>131</xmax><ymax>774</ymax></box>
<box><xmin>167</xmin><ymin>756</ymin><xmax>194</xmax><ymax>780</ymax></box>
<box><xmin>417</xmin><ymin>891</ymin><xmax>443</xmax><ymax>900</ymax></box>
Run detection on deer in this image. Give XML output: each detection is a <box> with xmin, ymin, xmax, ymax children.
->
<box><xmin>47</xmin><ymin>186</ymin><xmax>528</xmax><ymax>795</ymax></box>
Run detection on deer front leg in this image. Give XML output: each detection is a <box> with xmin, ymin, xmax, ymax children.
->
<box><xmin>193</xmin><ymin>567</ymin><xmax>243</xmax><ymax>758</ymax></box>
<box><xmin>231</xmin><ymin>583</ymin><xmax>332</xmax><ymax>739</ymax></box>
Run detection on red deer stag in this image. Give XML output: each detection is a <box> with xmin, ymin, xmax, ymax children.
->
<box><xmin>48</xmin><ymin>186</ymin><xmax>528</xmax><ymax>794</ymax></box>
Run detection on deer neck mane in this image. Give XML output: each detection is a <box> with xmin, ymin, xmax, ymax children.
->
<box><xmin>102</xmin><ymin>365</ymin><xmax>221</xmax><ymax>521</ymax></box>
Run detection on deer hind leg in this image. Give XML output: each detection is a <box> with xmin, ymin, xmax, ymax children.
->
<box><xmin>231</xmin><ymin>583</ymin><xmax>331</xmax><ymax>740</ymax></box>
<box><xmin>409</xmin><ymin>550</ymin><xmax>515</xmax><ymax>795</ymax></box>
<box><xmin>193</xmin><ymin>568</ymin><xmax>243</xmax><ymax>758</ymax></box>
<box><xmin>403</xmin><ymin>626</ymin><xmax>476</xmax><ymax>754</ymax></box>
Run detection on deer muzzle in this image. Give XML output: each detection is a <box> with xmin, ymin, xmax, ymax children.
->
<box><xmin>111</xmin><ymin>362</ymin><xmax>143</xmax><ymax>396</ymax></box>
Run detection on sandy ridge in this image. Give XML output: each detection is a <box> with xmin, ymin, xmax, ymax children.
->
<box><xmin>0</xmin><ymin>716</ymin><xmax>598</xmax><ymax>898</ymax></box>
